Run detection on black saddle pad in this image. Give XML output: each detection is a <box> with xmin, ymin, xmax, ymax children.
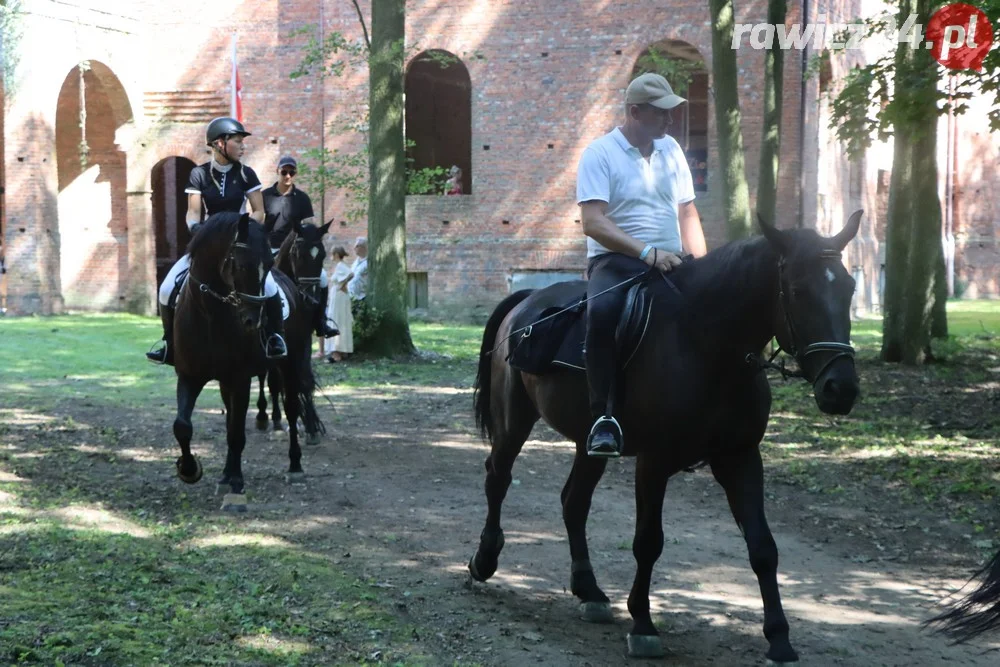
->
<box><xmin>506</xmin><ymin>277</ymin><xmax>661</xmax><ymax>374</ymax></box>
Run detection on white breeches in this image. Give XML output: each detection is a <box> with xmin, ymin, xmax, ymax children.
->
<box><xmin>320</xmin><ymin>269</ymin><xmax>328</xmax><ymax>288</ymax></box>
<box><xmin>158</xmin><ymin>254</ymin><xmax>280</xmax><ymax>307</ymax></box>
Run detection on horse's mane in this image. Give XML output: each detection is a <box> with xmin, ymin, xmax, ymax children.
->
<box><xmin>669</xmin><ymin>235</ymin><xmax>776</xmax><ymax>311</ymax></box>
<box><xmin>186</xmin><ymin>211</ymin><xmax>270</xmax><ymax>265</ymax></box>
<box><xmin>186</xmin><ymin>211</ymin><xmax>242</xmax><ymax>258</ymax></box>
<box><xmin>275</xmin><ymin>228</ymin><xmax>297</xmax><ymax>274</ymax></box>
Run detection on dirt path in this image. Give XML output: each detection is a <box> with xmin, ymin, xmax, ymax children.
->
<box><xmin>148</xmin><ymin>375</ymin><xmax>1000</xmax><ymax>666</ymax></box>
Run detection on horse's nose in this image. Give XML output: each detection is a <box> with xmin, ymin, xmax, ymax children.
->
<box><xmin>822</xmin><ymin>376</ymin><xmax>859</xmax><ymax>411</ymax></box>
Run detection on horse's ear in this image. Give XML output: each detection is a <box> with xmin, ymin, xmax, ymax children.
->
<box><xmin>292</xmin><ymin>217</ymin><xmax>303</xmax><ymax>235</ymax></box>
<box><xmin>757</xmin><ymin>213</ymin><xmax>789</xmax><ymax>255</ymax></box>
<box><xmin>831</xmin><ymin>209</ymin><xmax>863</xmax><ymax>251</ymax></box>
<box><xmin>264</xmin><ymin>212</ymin><xmax>280</xmax><ymax>234</ymax></box>
<box><xmin>237</xmin><ymin>212</ymin><xmax>251</xmax><ymax>241</ymax></box>
<box><xmin>319</xmin><ymin>220</ymin><xmax>333</xmax><ymax>235</ymax></box>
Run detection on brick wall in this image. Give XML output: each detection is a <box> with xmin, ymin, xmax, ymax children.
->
<box><xmin>2</xmin><ymin>0</ymin><xmax>997</xmax><ymax>317</ymax></box>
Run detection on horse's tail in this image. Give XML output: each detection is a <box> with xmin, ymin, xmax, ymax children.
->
<box><xmin>298</xmin><ymin>352</ymin><xmax>326</xmax><ymax>436</ymax></box>
<box><xmin>926</xmin><ymin>546</ymin><xmax>1000</xmax><ymax>642</ymax></box>
<box><xmin>474</xmin><ymin>289</ymin><xmax>534</xmax><ymax>444</ymax></box>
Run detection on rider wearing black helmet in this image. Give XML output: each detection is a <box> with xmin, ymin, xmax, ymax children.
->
<box><xmin>146</xmin><ymin>116</ymin><xmax>288</xmax><ymax>364</ymax></box>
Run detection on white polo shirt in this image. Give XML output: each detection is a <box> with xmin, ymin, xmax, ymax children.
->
<box><xmin>576</xmin><ymin>127</ymin><xmax>695</xmax><ymax>259</ymax></box>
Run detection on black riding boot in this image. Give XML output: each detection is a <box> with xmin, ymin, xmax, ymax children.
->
<box><xmin>263</xmin><ymin>294</ymin><xmax>288</xmax><ymax>359</ymax></box>
<box><xmin>146</xmin><ymin>305</ymin><xmax>175</xmax><ymax>366</ymax></box>
<box><xmin>314</xmin><ymin>286</ymin><xmax>340</xmax><ymax>338</ymax></box>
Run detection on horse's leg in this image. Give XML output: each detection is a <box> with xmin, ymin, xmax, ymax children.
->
<box><xmin>174</xmin><ymin>375</ymin><xmax>207</xmax><ymax>484</ymax></box>
<box><xmin>283</xmin><ymin>362</ymin><xmax>305</xmax><ymax>481</ymax></box>
<box><xmin>255</xmin><ymin>372</ymin><xmax>269</xmax><ymax>431</ymax></box>
<box><xmin>562</xmin><ymin>450</ymin><xmax>613</xmax><ymax>622</ymax></box>
<box><xmin>711</xmin><ymin>447</ymin><xmax>798</xmax><ymax>663</ymax></box>
<box><xmin>626</xmin><ymin>453</ymin><xmax>670</xmax><ymax>658</ymax></box>
<box><xmin>468</xmin><ymin>377</ymin><xmax>537</xmax><ymax>582</ymax></box>
<box><xmin>269</xmin><ymin>368</ymin><xmax>285</xmax><ymax>432</ymax></box>
<box><xmin>218</xmin><ymin>378</ymin><xmax>251</xmax><ymax>511</ymax></box>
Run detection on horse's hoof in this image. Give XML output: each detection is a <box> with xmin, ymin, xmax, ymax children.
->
<box><xmin>580</xmin><ymin>601</ymin><xmax>614</xmax><ymax>624</ymax></box>
<box><xmin>285</xmin><ymin>472</ymin><xmax>307</xmax><ymax>485</ymax></box>
<box><xmin>305</xmin><ymin>432</ymin><xmax>322</xmax><ymax>447</ymax></box>
<box><xmin>765</xmin><ymin>645</ymin><xmax>799</xmax><ymax>663</ymax></box>
<box><xmin>175</xmin><ymin>456</ymin><xmax>203</xmax><ymax>484</ymax></box>
<box><xmin>255</xmin><ymin>418</ymin><xmax>268</xmax><ymax>431</ymax></box>
<box><xmin>468</xmin><ymin>554</ymin><xmax>492</xmax><ymax>582</ymax></box>
<box><xmin>221</xmin><ymin>493</ymin><xmax>247</xmax><ymax>512</ymax></box>
<box><xmin>273</xmin><ymin>423</ymin><xmax>287</xmax><ymax>433</ymax></box>
<box><xmin>627</xmin><ymin>633</ymin><xmax>664</xmax><ymax>659</ymax></box>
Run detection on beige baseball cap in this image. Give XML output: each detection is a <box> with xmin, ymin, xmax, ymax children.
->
<box><xmin>625</xmin><ymin>73</ymin><xmax>686</xmax><ymax>109</ymax></box>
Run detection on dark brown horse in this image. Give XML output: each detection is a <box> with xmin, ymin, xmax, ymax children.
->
<box><xmin>171</xmin><ymin>211</ymin><xmax>286</xmax><ymax>509</ymax></box>
<box><xmin>469</xmin><ymin>212</ymin><xmax>863</xmax><ymax>661</ymax></box>
<box><xmin>255</xmin><ymin>219</ymin><xmax>332</xmax><ymax>450</ymax></box>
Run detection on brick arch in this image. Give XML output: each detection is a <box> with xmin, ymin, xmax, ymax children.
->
<box><xmin>404</xmin><ymin>49</ymin><xmax>472</xmax><ymax>194</ymax></box>
<box><xmin>151</xmin><ymin>156</ymin><xmax>197</xmax><ymax>286</ymax></box>
<box><xmin>632</xmin><ymin>40</ymin><xmax>709</xmax><ymax>194</ymax></box>
<box><xmin>54</xmin><ymin>61</ymin><xmax>133</xmax><ymax>310</ymax></box>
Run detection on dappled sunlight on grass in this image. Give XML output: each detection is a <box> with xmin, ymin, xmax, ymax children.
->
<box><xmin>236</xmin><ymin>633</ymin><xmax>313</xmax><ymax>656</ymax></box>
<box><xmin>186</xmin><ymin>533</ymin><xmax>297</xmax><ymax>549</ymax></box>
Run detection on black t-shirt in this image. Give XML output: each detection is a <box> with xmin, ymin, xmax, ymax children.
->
<box><xmin>185</xmin><ymin>162</ymin><xmax>263</xmax><ymax>217</ymax></box>
<box><xmin>261</xmin><ymin>184</ymin><xmax>315</xmax><ymax>247</ymax></box>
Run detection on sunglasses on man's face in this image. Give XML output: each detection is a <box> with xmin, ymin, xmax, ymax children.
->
<box><xmin>280</xmin><ymin>169</ymin><xmax>296</xmax><ymax>176</ymax></box>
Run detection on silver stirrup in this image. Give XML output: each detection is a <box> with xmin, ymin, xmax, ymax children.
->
<box><xmin>589</xmin><ymin>415</ymin><xmax>622</xmax><ymax>437</ymax></box>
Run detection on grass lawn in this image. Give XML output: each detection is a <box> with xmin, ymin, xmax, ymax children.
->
<box><xmin>0</xmin><ymin>302</ymin><xmax>998</xmax><ymax>664</ymax></box>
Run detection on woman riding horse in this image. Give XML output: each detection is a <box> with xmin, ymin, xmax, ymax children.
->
<box><xmin>147</xmin><ymin>117</ymin><xmax>287</xmax><ymax>365</ymax></box>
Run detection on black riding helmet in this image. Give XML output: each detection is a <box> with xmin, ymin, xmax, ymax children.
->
<box><xmin>206</xmin><ymin>117</ymin><xmax>251</xmax><ymax>145</ymax></box>
<box><xmin>206</xmin><ymin>117</ymin><xmax>251</xmax><ymax>165</ymax></box>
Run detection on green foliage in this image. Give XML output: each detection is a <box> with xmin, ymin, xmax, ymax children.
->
<box><xmin>297</xmin><ymin>144</ymin><xmax>369</xmax><ymax>223</ymax></box>
<box><xmin>828</xmin><ymin>3</ymin><xmax>1000</xmax><ymax>159</ymax></box>
<box><xmin>287</xmin><ymin>26</ymin><xmax>368</xmax><ymax>81</ymax></box>
<box><xmin>351</xmin><ymin>298</ymin><xmax>383</xmax><ymax>351</ymax></box>
<box><xmin>632</xmin><ymin>46</ymin><xmax>703</xmax><ymax>96</ymax></box>
<box><xmin>0</xmin><ymin>0</ymin><xmax>23</xmax><ymax>104</ymax></box>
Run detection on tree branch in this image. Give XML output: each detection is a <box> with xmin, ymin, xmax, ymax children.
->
<box><xmin>351</xmin><ymin>0</ymin><xmax>371</xmax><ymax>51</ymax></box>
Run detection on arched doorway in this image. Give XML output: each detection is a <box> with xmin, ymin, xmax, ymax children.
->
<box><xmin>633</xmin><ymin>41</ymin><xmax>709</xmax><ymax>193</ymax></box>
<box><xmin>405</xmin><ymin>50</ymin><xmax>472</xmax><ymax>194</ymax></box>
<box><xmin>151</xmin><ymin>157</ymin><xmax>196</xmax><ymax>286</ymax></box>
<box><xmin>55</xmin><ymin>60</ymin><xmax>133</xmax><ymax>309</ymax></box>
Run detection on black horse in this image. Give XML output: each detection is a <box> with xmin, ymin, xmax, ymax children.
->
<box><xmin>255</xmin><ymin>219</ymin><xmax>331</xmax><ymax>449</ymax></box>
<box><xmin>927</xmin><ymin>549</ymin><xmax>1000</xmax><ymax>643</ymax></box>
<box><xmin>171</xmin><ymin>211</ymin><xmax>289</xmax><ymax>509</ymax></box>
<box><xmin>469</xmin><ymin>212</ymin><xmax>863</xmax><ymax>661</ymax></box>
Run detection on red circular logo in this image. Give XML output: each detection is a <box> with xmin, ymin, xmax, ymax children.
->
<box><xmin>926</xmin><ymin>3</ymin><xmax>993</xmax><ymax>71</ymax></box>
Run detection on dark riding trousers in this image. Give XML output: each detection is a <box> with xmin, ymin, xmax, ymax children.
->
<box><xmin>585</xmin><ymin>252</ymin><xmax>650</xmax><ymax>418</ymax></box>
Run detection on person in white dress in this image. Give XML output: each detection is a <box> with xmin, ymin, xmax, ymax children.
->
<box><xmin>326</xmin><ymin>246</ymin><xmax>354</xmax><ymax>361</ymax></box>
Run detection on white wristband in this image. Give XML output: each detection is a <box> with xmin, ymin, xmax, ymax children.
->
<box><xmin>638</xmin><ymin>244</ymin><xmax>654</xmax><ymax>261</ymax></box>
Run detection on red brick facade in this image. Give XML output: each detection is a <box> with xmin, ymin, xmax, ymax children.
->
<box><xmin>1</xmin><ymin>0</ymin><xmax>996</xmax><ymax>316</ymax></box>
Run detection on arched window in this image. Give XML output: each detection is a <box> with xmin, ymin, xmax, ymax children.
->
<box><xmin>633</xmin><ymin>41</ymin><xmax>709</xmax><ymax>193</ymax></box>
<box><xmin>151</xmin><ymin>157</ymin><xmax>197</xmax><ymax>286</ymax></box>
<box><xmin>404</xmin><ymin>50</ymin><xmax>472</xmax><ymax>195</ymax></box>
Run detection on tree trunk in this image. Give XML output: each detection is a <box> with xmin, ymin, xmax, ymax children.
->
<box><xmin>366</xmin><ymin>0</ymin><xmax>413</xmax><ymax>355</ymax></box>
<box><xmin>710</xmin><ymin>0</ymin><xmax>753</xmax><ymax>240</ymax></box>
<box><xmin>880</xmin><ymin>0</ymin><xmax>944</xmax><ymax>364</ymax></box>
<box><xmin>930</xmin><ymin>242</ymin><xmax>948</xmax><ymax>339</ymax></box>
<box><xmin>756</xmin><ymin>0</ymin><xmax>786</xmax><ymax>226</ymax></box>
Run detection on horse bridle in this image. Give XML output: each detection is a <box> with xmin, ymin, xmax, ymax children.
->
<box><xmin>288</xmin><ymin>238</ymin><xmax>324</xmax><ymax>306</ymax></box>
<box><xmin>772</xmin><ymin>249</ymin><xmax>855</xmax><ymax>383</ymax></box>
<box><xmin>193</xmin><ymin>241</ymin><xmax>271</xmax><ymax>308</ymax></box>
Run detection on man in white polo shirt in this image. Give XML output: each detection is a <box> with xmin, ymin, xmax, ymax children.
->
<box><xmin>577</xmin><ymin>72</ymin><xmax>708</xmax><ymax>457</ymax></box>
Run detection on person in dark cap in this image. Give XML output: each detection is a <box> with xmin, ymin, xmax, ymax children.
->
<box><xmin>262</xmin><ymin>155</ymin><xmax>339</xmax><ymax>339</ymax></box>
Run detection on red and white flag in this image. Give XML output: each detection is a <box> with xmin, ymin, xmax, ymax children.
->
<box><xmin>230</xmin><ymin>34</ymin><xmax>244</xmax><ymax>122</ymax></box>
